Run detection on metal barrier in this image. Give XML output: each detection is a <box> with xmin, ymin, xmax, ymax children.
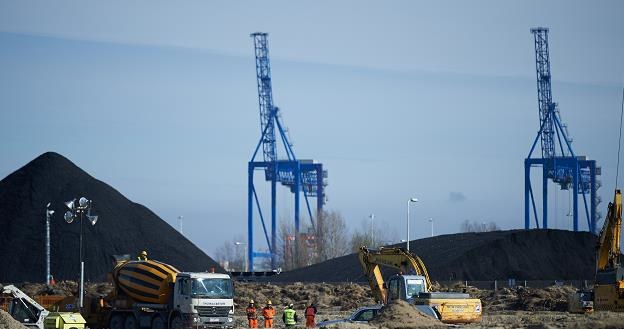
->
<box><xmin>437</xmin><ymin>279</ymin><xmax>594</xmax><ymax>290</ymax></box>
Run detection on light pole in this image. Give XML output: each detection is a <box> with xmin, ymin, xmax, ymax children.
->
<box><xmin>234</xmin><ymin>241</ymin><xmax>248</xmax><ymax>272</ymax></box>
<box><xmin>428</xmin><ymin>218</ymin><xmax>434</xmax><ymax>237</ymax></box>
<box><xmin>406</xmin><ymin>198</ymin><xmax>418</xmax><ymax>251</ymax></box>
<box><xmin>64</xmin><ymin>197</ymin><xmax>98</xmax><ymax>310</ymax></box>
<box><xmin>45</xmin><ymin>203</ymin><xmax>54</xmax><ymax>285</ymax></box>
<box><xmin>178</xmin><ymin>215</ymin><xmax>184</xmax><ymax>235</ymax></box>
<box><xmin>369</xmin><ymin>213</ymin><xmax>375</xmax><ymax>247</ymax></box>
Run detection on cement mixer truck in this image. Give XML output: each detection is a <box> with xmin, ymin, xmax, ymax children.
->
<box><xmin>59</xmin><ymin>256</ymin><xmax>235</xmax><ymax>329</ymax></box>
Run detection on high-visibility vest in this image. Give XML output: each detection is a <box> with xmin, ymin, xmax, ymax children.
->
<box><xmin>305</xmin><ymin>306</ymin><xmax>316</xmax><ymax>317</ymax></box>
<box><xmin>284</xmin><ymin>309</ymin><xmax>296</xmax><ymax>325</ymax></box>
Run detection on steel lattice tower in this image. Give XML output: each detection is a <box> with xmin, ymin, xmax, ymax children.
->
<box><xmin>247</xmin><ymin>33</ymin><xmax>327</xmax><ymax>271</ymax></box>
<box><xmin>524</xmin><ymin>27</ymin><xmax>600</xmax><ymax>233</ymax></box>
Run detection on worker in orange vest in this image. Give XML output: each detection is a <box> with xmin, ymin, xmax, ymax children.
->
<box><xmin>246</xmin><ymin>300</ymin><xmax>258</xmax><ymax>328</ymax></box>
<box><xmin>262</xmin><ymin>300</ymin><xmax>276</xmax><ymax>328</ymax></box>
<box><xmin>304</xmin><ymin>302</ymin><xmax>317</xmax><ymax>328</ymax></box>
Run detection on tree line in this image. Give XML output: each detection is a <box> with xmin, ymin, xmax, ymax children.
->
<box><xmin>215</xmin><ymin>212</ymin><xmax>500</xmax><ymax>271</ymax></box>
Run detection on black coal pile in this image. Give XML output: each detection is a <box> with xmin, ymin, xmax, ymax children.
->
<box><xmin>0</xmin><ymin>152</ymin><xmax>222</xmax><ymax>283</ymax></box>
<box><xmin>272</xmin><ymin>229</ymin><xmax>596</xmax><ymax>282</ymax></box>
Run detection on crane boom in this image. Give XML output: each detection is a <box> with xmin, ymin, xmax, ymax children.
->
<box><xmin>250</xmin><ymin>32</ymin><xmax>277</xmax><ymax>166</ymax></box>
<box><xmin>532</xmin><ymin>27</ymin><xmax>556</xmax><ymax>159</ymax></box>
<box><xmin>2</xmin><ymin>285</ymin><xmax>49</xmax><ymax>329</ymax></box>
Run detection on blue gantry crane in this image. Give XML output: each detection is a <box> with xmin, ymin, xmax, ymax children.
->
<box><xmin>247</xmin><ymin>32</ymin><xmax>327</xmax><ymax>271</ymax></box>
<box><xmin>524</xmin><ymin>27</ymin><xmax>601</xmax><ymax>233</ymax></box>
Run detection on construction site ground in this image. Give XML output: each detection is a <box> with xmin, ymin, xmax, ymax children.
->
<box><xmin>7</xmin><ymin>281</ymin><xmax>624</xmax><ymax>328</ymax></box>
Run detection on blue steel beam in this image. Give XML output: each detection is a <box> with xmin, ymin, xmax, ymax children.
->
<box><xmin>524</xmin><ymin>27</ymin><xmax>600</xmax><ymax>233</ymax></box>
<box><xmin>248</xmin><ymin>33</ymin><xmax>327</xmax><ymax>271</ymax></box>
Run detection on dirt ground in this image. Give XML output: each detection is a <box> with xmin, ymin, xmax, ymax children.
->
<box><xmin>0</xmin><ymin>309</ymin><xmax>27</xmax><ymax>329</ymax></box>
<box><xmin>6</xmin><ymin>281</ymin><xmax>624</xmax><ymax>328</ymax></box>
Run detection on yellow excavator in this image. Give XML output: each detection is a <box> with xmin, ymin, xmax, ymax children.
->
<box><xmin>594</xmin><ymin>189</ymin><xmax>624</xmax><ymax>311</ymax></box>
<box><xmin>569</xmin><ymin>189</ymin><xmax>624</xmax><ymax>313</ymax></box>
<box><xmin>358</xmin><ymin>246</ymin><xmax>482</xmax><ymax>324</ymax></box>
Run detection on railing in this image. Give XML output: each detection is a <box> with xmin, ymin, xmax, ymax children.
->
<box><xmin>436</xmin><ymin>279</ymin><xmax>594</xmax><ymax>290</ymax></box>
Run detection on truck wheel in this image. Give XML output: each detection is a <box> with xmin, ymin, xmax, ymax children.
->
<box><xmin>170</xmin><ymin>315</ymin><xmax>183</xmax><ymax>329</ymax></box>
<box><xmin>109</xmin><ymin>314</ymin><xmax>125</xmax><ymax>329</ymax></box>
<box><xmin>152</xmin><ymin>315</ymin><xmax>166</xmax><ymax>329</ymax></box>
<box><xmin>124</xmin><ymin>314</ymin><xmax>138</xmax><ymax>329</ymax></box>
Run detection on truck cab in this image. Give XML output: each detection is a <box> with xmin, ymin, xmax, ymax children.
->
<box><xmin>173</xmin><ymin>272</ymin><xmax>235</xmax><ymax>328</ymax></box>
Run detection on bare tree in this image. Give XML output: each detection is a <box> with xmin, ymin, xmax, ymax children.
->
<box><xmin>277</xmin><ymin>220</ymin><xmax>316</xmax><ymax>270</ymax></box>
<box><xmin>214</xmin><ymin>235</ymin><xmax>245</xmax><ymax>271</ymax></box>
<box><xmin>317</xmin><ymin>210</ymin><xmax>349</xmax><ymax>261</ymax></box>
<box><xmin>460</xmin><ymin>220</ymin><xmax>500</xmax><ymax>233</ymax></box>
<box><xmin>349</xmin><ymin>219</ymin><xmax>398</xmax><ymax>252</ymax></box>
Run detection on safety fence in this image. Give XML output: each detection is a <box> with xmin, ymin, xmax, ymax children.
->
<box><xmin>436</xmin><ymin>279</ymin><xmax>594</xmax><ymax>290</ymax></box>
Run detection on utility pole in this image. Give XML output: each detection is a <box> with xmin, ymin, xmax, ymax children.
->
<box><xmin>428</xmin><ymin>217</ymin><xmax>433</xmax><ymax>237</ymax></box>
<box><xmin>369</xmin><ymin>213</ymin><xmax>375</xmax><ymax>247</ymax></box>
<box><xmin>45</xmin><ymin>203</ymin><xmax>54</xmax><ymax>285</ymax></box>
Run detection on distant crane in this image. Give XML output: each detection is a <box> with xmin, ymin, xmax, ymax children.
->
<box><xmin>247</xmin><ymin>32</ymin><xmax>327</xmax><ymax>271</ymax></box>
<box><xmin>524</xmin><ymin>27</ymin><xmax>601</xmax><ymax>232</ymax></box>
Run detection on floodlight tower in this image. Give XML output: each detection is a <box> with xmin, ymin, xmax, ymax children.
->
<box><xmin>248</xmin><ymin>32</ymin><xmax>327</xmax><ymax>271</ymax></box>
<box><xmin>524</xmin><ymin>27</ymin><xmax>600</xmax><ymax>233</ymax></box>
<box><xmin>45</xmin><ymin>202</ymin><xmax>54</xmax><ymax>285</ymax></box>
<box><xmin>64</xmin><ymin>197</ymin><xmax>98</xmax><ymax>309</ymax></box>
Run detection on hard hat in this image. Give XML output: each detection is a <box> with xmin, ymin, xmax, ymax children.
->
<box><xmin>250</xmin><ymin>299</ymin><xmax>255</xmax><ymax>304</ymax></box>
<box><xmin>267</xmin><ymin>300</ymin><xmax>272</xmax><ymax>305</ymax></box>
<box><xmin>140</xmin><ymin>250</ymin><xmax>147</xmax><ymax>256</ymax></box>
<box><xmin>289</xmin><ymin>303</ymin><xmax>294</xmax><ymax>308</ymax></box>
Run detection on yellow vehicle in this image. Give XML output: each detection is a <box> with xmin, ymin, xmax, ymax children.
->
<box><xmin>593</xmin><ymin>189</ymin><xmax>624</xmax><ymax>311</ymax></box>
<box><xmin>358</xmin><ymin>246</ymin><xmax>482</xmax><ymax>324</ymax></box>
<box><xmin>569</xmin><ymin>189</ymin><xmax>624</xmax><ymax>313</ymax></box>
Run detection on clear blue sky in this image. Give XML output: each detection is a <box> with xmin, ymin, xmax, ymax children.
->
<box><xmin>1</xmin><ymin>1</ymin><xmax>623</xmax><ymax>255</ymax></box>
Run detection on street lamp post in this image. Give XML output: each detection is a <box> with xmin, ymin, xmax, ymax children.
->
<box><xmin>45</xmin><ymin>203</ymin><xmax>54</xmax><ymax>285</ymax></box>
<box><xmin>64</xmin><ymin>197</ymin><xmax>98</xmax><ymax>310</ymax></box>
<box><xmin>369</xmin><ymin>214</ymin><xmax>375</xmax><ymax>247</ymax></box>
<box><xmin>428</xmin><ymin>218</ymin><xmax>434</xmax><ymax>237</ymax></box>
<box><xmin>406</xmin><ymin>198</ymin><xmax>418</xmax><ymax>251</ymax></box>
<box><xmin>234</xmin><ymin>242</ymin><xmax>248</xmax><ymax>272</ymax></box>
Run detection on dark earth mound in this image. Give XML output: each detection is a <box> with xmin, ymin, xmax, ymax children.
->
<box><xmin>0</xmin><ymin>152</ymin><xmax>222</xmax><ymax>283</ymax></box>
<box><xmin>272</xmin><ymin>229</ymin><xmax>597</xmax><ymax>282</ymax></box>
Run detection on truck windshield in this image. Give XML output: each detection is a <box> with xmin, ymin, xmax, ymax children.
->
<box><xmin>406</xmin><ymin>279</ymin><xmax>425</xmax><ymax>298</ymax></box>
<box><xmin>192</xmin><ymin>278</ymin><xmax>234</xmax><ymax>299</ymax></box>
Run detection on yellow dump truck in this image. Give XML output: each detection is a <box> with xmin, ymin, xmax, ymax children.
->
<box><xmin>358</xmin><ymin>247</ymin><xmax>482</xmax><ymax>324</ymax></box>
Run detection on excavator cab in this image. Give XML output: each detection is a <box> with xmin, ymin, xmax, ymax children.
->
<box><xmin>386</xmin><ymin>275</ymin><xmax>427</xmax><ymax>302</ymax></box>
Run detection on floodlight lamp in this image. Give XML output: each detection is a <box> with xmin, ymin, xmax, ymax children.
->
<box><xmin>64</xmin><ymin>211</ymin><xmax>74</xmax><ymax>224</ymax></box>
<box><xmin>46</xmin><ymin>202</ymin><xmax>51</xmax><ymax>208</ymax></box>
<box><xmin>79</xmin><ymin>197</ymin><xmax>88</xmax><ymax>207</ymax></box>
<box><xmin>47</xmin><ymin>209</ymin><xmax>55</xmax><ymax>216</ymax></box>
<box><xmin>65</xmin><ymin>199</ymin><xmax>75</xmax><ymax>210</ymax></box>
<box><xmin>88</xmin><ymin>215</ymin><xmax>98</xmax><ymax>226</ymax></box>
<box><xmin>409</xmin><ymin>198</ymin><xmax>418</xmax><ymax>202</ymax></box>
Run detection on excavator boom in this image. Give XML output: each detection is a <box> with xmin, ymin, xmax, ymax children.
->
<box><xmin>596</xmin><ymin>190</ymin><xmax>622</xmax><ymax>271</ymax></box>
<box><xmin>358</xmin><ymin>247</ymin><xmax>432</xmax><ymax>303</ymax></box>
